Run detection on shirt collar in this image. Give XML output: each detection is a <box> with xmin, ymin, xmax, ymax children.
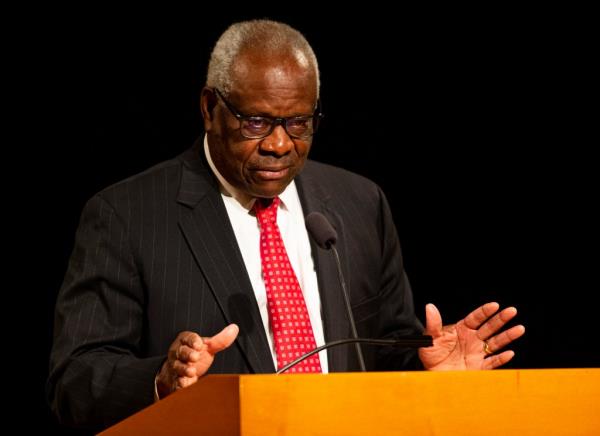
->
<box><xmin>203</xmin><ymin>134</ymin><xmax>296</xmax><ymax>213</ymax></box>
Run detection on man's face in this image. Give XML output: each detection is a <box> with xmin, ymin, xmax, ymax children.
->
<box><xmin>202</xmin><ymin>51</ymin><xmax>317</xmax><ymax>199</ymax></box>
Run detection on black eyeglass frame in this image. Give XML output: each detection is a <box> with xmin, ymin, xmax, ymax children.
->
<box><xmin>213</xmin><ymin>88</ymin><xmax>323</xmax><ymax>140</ymax></box>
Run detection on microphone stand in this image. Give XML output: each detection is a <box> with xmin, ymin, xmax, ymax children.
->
<box><xmin>330</xmin><ymin>244</ymin><xmax>367</xmax><ymax>372</ymax></box>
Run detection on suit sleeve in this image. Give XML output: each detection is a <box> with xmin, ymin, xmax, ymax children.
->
<box><xmin>374</xmin><ymin>186</ymin><xmax>425</xmax><ymax>370</ymax></box>
<box><xmin>47</xmin><ymin>194</ymin><xmax>165</xmax><ymax>431</ymax></box>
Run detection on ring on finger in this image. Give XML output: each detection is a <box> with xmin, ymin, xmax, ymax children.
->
<box><xmin>483</xmin><ymin>340</ymin><xmax>494</xmax><ymax>356</ymax></box>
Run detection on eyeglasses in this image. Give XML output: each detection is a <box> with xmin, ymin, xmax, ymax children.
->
<box><xmin>214</xmin><ymin>88</ymin><xmax>322</xmax><ymax>140</ymax></box>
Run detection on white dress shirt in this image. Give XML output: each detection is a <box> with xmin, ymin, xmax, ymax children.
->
<box><xmin>204</xmin><ymin>136</ymin><xmax>329</xmax><ymax>372</ymax></box>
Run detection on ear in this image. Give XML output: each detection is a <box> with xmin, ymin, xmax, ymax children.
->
<box><xmin>200</xmin><ymin>87</ymin><xmax>218</xmax><ymax>132</ymax></box>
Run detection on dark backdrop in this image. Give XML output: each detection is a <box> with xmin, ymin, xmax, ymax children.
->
<box><xmin>24</xmin><ymin>7</ymin><xmax>596</xmax><ymax>434</ymax></box>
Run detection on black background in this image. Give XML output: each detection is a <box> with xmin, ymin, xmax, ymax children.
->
<box><xmin>18</xmin><ymin>6</ymin><xmax>597</xmax><ymax>434</ymax></box>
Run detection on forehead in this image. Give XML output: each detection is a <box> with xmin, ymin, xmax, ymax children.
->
<box><xmin>230</xmin><ymin>50</ymin><xmax>317</xmax><ymax>104</ymax></box>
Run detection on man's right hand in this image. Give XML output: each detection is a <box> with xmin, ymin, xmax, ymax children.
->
<box><xmin>156</xmin><ymin>324</ymin><xmax>239</xmax><ymax>398</ymax></box>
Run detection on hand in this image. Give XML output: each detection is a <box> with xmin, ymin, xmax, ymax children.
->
<box><xmin>418</xmin><ymin>302</ymin><xmax>525</xmax><ymax>370</ymax></box>
<box><xmin>156</xmin><ymin>324</ymin><xmax>239</xmax><ymax>398</ymax></box>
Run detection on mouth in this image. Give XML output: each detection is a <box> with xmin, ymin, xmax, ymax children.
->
<box><xmin>252</xmin><ymin>167</ymin><xmax>291</xmax><ymax>181</ymax></box>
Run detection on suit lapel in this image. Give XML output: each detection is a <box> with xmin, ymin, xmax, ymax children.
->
<box><xmin>176</xmin><ymin>144</ymin><xmax>275</xmax><ymax>374</ymax></box>
<box><xmin>296</xmin><ymin>166</ymin><xmax>352</xmax><ymax>372</ymax></box>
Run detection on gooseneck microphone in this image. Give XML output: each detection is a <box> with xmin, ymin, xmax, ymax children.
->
<box><xmin>305</xmin><ymin>212</ymin><xmax>367</xmax><ymax>372</ymax></box>
<box><xmin>276</xmin><ymin>336</ymin><xmax>432</xmax><ymax>374</ymax></box>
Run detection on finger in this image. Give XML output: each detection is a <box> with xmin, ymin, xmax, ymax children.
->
<box><xmin>204</xmin><ymin>324</ymin><xmax>239</xmax><ymax>355</ymax></box>
<box><xmin>168</xmin><ymin>331</ymin><xmax>203</xmax><ymax>361</ymax></box>
<box><xmin>477</xmin><ymin>306</ymin><xmax>518</xmax><ymax>340</ymax></box>
<box><xmin>175</xmin><ymin>375</ymin><xmax>199</xmax><ymax>389</ymax></box>
<box><xmin>462</xmin><ymin>302</ymin><xmax>500</xmax><ymax>330</ymax></box>
<box><xmin>424</xmin><ymin>304</ymin><xmax>443</xmax><ymax>338</ymax></box>
<box><xmin>485</xmin><ymin>325</ymin><xmax>526</xmax><ymax>352</ymax></box>
<box><xmin>482</xmin><ymin>350</ymin><xmax>515</xmax><ymax>369</ymax></box>
<box><xmin>180</xmin><ymin>332</ymin><xmax>204</xmax><ymax>350</ymax></box>
<box><xmin>173</xmin><ymin>360</ymin><xmax>197</xmax><ymax>378</ymax></box>
<box><xmin>176</xmin><ymin>345</ymin><xmax>204</xmax><ymax>363</ymax></box>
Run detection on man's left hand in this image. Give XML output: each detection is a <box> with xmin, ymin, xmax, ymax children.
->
<box><xmin>418</xmin><ymin>302</ymin><xmax>525</xmax><ymax>370</ymax></box>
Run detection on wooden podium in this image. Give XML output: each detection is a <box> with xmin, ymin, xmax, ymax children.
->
<box><xmin>101</xmin><ymin>368</ymin><xmax>599</xmax><ymax>435</ymax></box>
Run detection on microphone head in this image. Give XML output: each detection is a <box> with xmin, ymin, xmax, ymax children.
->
<box><xmin>305</xmin><ymin>212</ymin><xmax>337</xmax><ymax>249</ymax></box>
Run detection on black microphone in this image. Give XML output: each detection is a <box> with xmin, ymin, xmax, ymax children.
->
<box><xmin>305</xmin><ymin>212</ymin><xmax>367</xmax><ymax>371</ymax></box>
<box><xmin>276</xmin><ymin>336</ymin><xmax>432</xmax><ymax>374</ymax></box>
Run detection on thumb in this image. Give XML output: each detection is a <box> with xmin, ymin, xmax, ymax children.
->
<box><xmin>204</xmin><ymin>324</ymin><xmax>239</xmax><ymax>355</ymax></box>
<box><xmin>424</xmin><ymin>303</ymin><xmax>443</xmax><ymax>338</ymax></box>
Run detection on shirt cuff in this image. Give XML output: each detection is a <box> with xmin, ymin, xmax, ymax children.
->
<box><xmin>154</xmin><ymin>373</ymin><xmax>161</xmax><ymax>402</ymax></box>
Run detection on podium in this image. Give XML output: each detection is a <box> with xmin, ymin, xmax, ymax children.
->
<box><xmin>101</xmin><ymin>368</ymin><xmax>599</xmax><ymax>435</ymax></box>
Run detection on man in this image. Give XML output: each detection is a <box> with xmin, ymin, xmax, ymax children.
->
<box><xmin>48</xmin><ymin>19</ymin><xmax>524</xmax><ymax>431</ymax></box>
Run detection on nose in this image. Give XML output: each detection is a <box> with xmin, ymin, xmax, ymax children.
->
<box><xmin>259</xmin><ymin>124</ymin><xmax>294</xmax><ymax>156</ymax></box>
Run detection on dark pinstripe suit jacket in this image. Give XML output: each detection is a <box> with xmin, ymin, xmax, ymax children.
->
<box><xmin>47</xmin><ymin>140</ymin><xmax>423</xmax><ymax>430</ymax></box>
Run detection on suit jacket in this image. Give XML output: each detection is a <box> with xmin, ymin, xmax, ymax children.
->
<box><xmin>47</xmin><ymin>140</ymin><xmax>423</xmax><ymax>430</ymax></box>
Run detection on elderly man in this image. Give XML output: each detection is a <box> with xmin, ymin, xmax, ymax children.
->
<box><xmin>48</xmin><ymin>19</ymin><xmax>524</xmax><ymax>431</ymax></box>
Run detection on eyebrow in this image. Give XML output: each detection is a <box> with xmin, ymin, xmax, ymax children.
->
<box><xmin>219</xmin><ymin>90</ymin><xmax>315</xmax><ymax>118</ymax></box>
<box><xmin>241</xmin><ymin>107</ymin><xmax>316</xmax><ymax>119</ymax></box>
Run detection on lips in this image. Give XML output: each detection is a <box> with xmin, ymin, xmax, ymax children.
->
<box><xmin>252</xmin><ymin>167</ymin><xmax>290</xmax><ymax>180</ymax></box>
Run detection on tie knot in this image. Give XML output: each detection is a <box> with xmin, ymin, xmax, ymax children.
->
<box><xmin>254</xmin><ymin>197</ymin><xmax>280</xmax><ymax>224</ymax></box>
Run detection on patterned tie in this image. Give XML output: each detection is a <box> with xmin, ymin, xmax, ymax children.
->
<box><xmin>254</xmin><ymin>197</ymin><xmax>322</xmax><ymax>373</ymax></box>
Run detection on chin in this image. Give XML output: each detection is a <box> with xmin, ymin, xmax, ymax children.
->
<box><xmin>251</xmin><ymin>183</ymin><xmax>288</xmax><ymax>199</ymax></box>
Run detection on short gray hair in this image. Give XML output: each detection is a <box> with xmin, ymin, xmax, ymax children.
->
<box><xmin>206</xmin><ymin>19</ymin><xmax>320</xmax><ymax>98</ymax></box>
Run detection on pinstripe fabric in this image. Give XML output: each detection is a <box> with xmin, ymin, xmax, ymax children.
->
<box><xmin>47</xmin><ymin>139</ymin><xmax>423</xmax><ymax>431</ymax></box>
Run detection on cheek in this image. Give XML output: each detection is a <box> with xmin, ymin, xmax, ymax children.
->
<box><xmin>226</xmin><ymin>141</ymin><xmax>260</xmax><ymax>174</ymax></box>
<box><xmin>236</xmin><ymin>146</ymin><xmax>255</xmax><ymax>172</ymax></box>
<box><xmin>295</xmin><ymin>140</ymin><xmax>312</xmax><ymax>160</ymax></box>
<box><xmin>214</xmin><ymin>123</ymin><xmax>257</xmax><ymax>170</ymax></box>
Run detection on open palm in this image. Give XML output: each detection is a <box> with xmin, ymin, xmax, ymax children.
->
<box><xmin>418</xmin><ymin>302</ymin><xmax>525</xmax><ymax>370</ymax></box>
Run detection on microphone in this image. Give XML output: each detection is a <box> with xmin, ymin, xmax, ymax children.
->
<box><xmin>276</xmin><ymin>336</ymin><xmax>432</xmax><ymax>374</ymax></box>
<box><xmin>305</xmin><ymin>212</ymin><xmax>367</xmax><ymax>371</ymax></box>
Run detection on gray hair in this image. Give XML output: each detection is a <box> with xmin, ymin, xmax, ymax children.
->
<box><xmin>206</xmin><ymin>19</ymin><xmax>320</xmax><ymax>98</ymax></box>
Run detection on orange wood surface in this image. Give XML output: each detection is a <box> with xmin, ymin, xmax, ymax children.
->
<box><xmin>102</xmin><ymin>369</ymin><xmax>600</xmax><ymax>435</ymax></box>
<box><xmin>100</xmin><ymin>375</ymin><xmax>240</xmax><ymax>435</ymax></box>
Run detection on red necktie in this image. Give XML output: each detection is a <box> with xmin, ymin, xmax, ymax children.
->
<box><xmin>254</xmin><ymin>197</ymin><xmax>322</xmax><ymax>374</ymax></box>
